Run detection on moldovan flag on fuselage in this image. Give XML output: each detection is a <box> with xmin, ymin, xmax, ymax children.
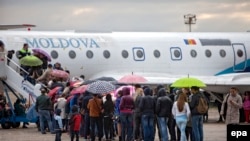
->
<box><xmin>184</xmin><ymin>39</ymin><xmax>196</xmax><ymax>45</ymax></box>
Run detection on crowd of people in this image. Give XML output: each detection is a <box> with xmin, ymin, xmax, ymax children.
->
<box><xmin>34</xmin><ymin>81</ymin><xmax>208</xmax><ymax>141</ymax></box>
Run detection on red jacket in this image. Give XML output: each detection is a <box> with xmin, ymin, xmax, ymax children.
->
<box><xmin>69</xmin><ymin>113</ymin><xmax>82</xmax><ymax>131</ymax></box>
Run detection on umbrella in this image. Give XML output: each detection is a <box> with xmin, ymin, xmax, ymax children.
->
<box><xmin>86</xmin><ymin>80</ymin><xmax>116</xmax><ymax>94</ymax></box>
<box><xmin>83</xmin><ymin>77</ymin><xmax>117</xmax><ymax>85</ymax></box>
<box><xmin>67</xmin><ymin>95</ymin><xmax>74</xmax><ymax>103</ymax></box>
<box><xmin>119</xmin><ymin>74</ymin><xmax>147</xmax><ymax>84</ymax></box>
<box><xmin>70</xmin><ymin>80</ymin><xmax>83</xmax><ymax>88</ymax></box>
<box><xmin>171</xmin><ymin>77</ymin><xmax>206</xmax><ymax>88</ymax></box>
<box><xmin>51</xmin><ymin>70</ymin><xmax>70</xmax><ymax>79</ymax></box>
<box><xmin>19</xmin><ymin>55</ymin><xmax>43</xmax><ymax>66</ymax></box>
<box><xmin>114</xmin><ymin>85</ymin><xmax>135</xmax><ymax>97</ymax></box>
<box><xmin>70</xmin><ymin>85</ymin><xmax>87</xmax><ymax>95</ymax></box>
<box><xmin>48</xmin><ymin>87</ymin><xmax>62</xmax><ymax>97</ymax></box>
<box><xmin>32</xmin><ymin>48</ymin><xmax>52</xmax><ymax>61</ymax></box>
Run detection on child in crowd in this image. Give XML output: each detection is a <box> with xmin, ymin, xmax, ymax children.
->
<box><xmin>69</xmin><ymin>105</ymin><xmax>81</xmax><ymax>141</ymax></box>
<box><xmin>54</xmin><ymin>109</ymin><xmax>63</xmax><ymax>141</ymax></box>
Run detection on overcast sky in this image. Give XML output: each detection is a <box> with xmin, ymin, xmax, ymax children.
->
<box><xmin>1</xmin><ymin>0</ymin><xmax>250</xmax><ymax>32</ymax></box>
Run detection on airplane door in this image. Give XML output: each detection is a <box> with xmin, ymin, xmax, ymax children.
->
<box><xmin>132</xmin><ymin>47</ymin><xmax>145</xmax><ymax>61</ymax></box>
<box><xmin>232</xmin><ymin>43</ymin><xmax>247</xmax><ymax>71</ymax></box>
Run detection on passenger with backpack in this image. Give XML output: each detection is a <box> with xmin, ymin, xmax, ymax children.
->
<box><xmin>190</xmin><ymin>86</ymin><xmax>208</xmax><ymax>141</ymax></box>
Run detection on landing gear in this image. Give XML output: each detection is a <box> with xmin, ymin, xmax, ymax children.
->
<box><xmin>1</xmin><ymin>122</ymin><xmax>11</xmax><ymax>129</ymax></box>
<box><xmin>11</xmin><ymin>122</ymin><xmax>20</xmax><ymax>128</ymax></box>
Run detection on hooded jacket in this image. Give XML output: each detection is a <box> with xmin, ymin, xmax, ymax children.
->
<box><xmin>119</xmin><ymin>87</ymin><xmax>135</xmax><ymax>114</ymax></box>
<box><xmin>139</xmin><ymin>88</ymin><xmax>155</xmax><ymax>115</ymax></box>
<box><xmin>155</xmin><ymin>88</ymin><xmax>173</xmax><ymax>117</ymax></box>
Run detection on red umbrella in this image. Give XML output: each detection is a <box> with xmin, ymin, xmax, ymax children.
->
<box><xmin>67</xmin><ymin>95</ymin><xmax>74</xmax><ymax>103</ymax></box>
<box><xmin>118</xmin><ymin>74</ymin><xmax>147</xmax><ymax>84</ymax></box>
<box><xmin>70</xmin><ymin>85</ymin><xmax>87</xmax><ymax>95</ymax></box>
<box><xmin>70</xmin><ymin>80</ymin><xmax>83</xmax><ymax>88</ymax></box>
<box><xmin>48</xmin><ymin>87</ymin><xmax>62</xmax><ymax>97</ymax></box>
<box><xmin>51</xmin><ymin>69</ymin><xmax>69</xmax><ymax>79</ymax></box>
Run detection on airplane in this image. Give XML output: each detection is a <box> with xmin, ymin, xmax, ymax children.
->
<box><xmin>0</xmin><ymin>25</ymin><xmax>250</xmax><ymax>101</ymax></box>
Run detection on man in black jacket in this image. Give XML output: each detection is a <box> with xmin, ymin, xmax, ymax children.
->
<box><xmin>139</xmin><ymin>88</ymin><xmax>155</xmax><ymax>141</ymax></box>
<box><xmin>81</xmin><ymin>91</ymin><xmax>93</xmax><ymax>140</ymax></box>
<box><xmin>190</xmin><ymin>86</ymin><xmax>205</xmax><ymax>141</ymax></box>
<box><xmin>155</xmin><ymin>88</ymin><xmax>173</xmax><ymax>141</ymax></box>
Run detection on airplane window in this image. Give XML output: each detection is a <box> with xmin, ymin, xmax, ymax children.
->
<box><xmin>122</xmin><ymin>50</ymin><xmax>129</xmax><ymax>58</ymax></box>
<box><xmin>237</xmin><ymin>49</ymin><xmax>243</xmax><ymax>57</ymax></box>
<box><xmin>190</xmin><ymin>50</ymin><xmax>197</xmax><ymax>58</ymax></box>
<box><xmin>154</xmin><ymin>50</ymin><xmax>160</xmax><ymax>58</ymax></box>
<box><xmin>174</xmin><ymin>50</ymin><xmax>181</xmax><ymax>58</ymax></box>
<box><xmin>86</xmin><ymin>50</ymin><xmax>93</xmax><ymax>59</ymax></box>
<box><xmin>205</xmin><ymin>49</ymin><xmax>212</xmax><ymax>58</ymax></box>
<box><xmin>51</xmin><ymin>50</ymin><xmax>58</xmax><ymax>59</ymax></box>
<box><xmin>103</xmin><ymin>50</ymin><xmax>110</xmax><ymax>59</ymax></box>
<box><xmin>69</xmin><ymin>50</ymin><xmax>76</xmax><ymax>59</ymax></box>
<box><xmin>219</xmin><ymin>49</ymin><xmax>226</xmax><ymax>58</ymax></box>
<box><xmin>136</xmin><ymin>50</ymin><xmax>144</xmax><ymax>58</ymax></box>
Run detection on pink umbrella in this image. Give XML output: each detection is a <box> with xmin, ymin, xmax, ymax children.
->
<box><xmin>118</xmin><ymin>74</ymin><xmax>147</xmax><ymax>84</ymax></box>
<box><xmin>32</xmin><ymin>48</ymin><xmax>52</xmax><ymax>61</ymax></box>
<box><xmin>51</xmin><ymin>70</ymin><xmax>69</xmax><ymax>80</ymax></box>
<box><xmin>48</xmin><ymin>87</ymin><xmax>61</xmax><ymax>97</ymax></box>
<box><xmin>114</xmin><ymin>85</ymin><xmax>135</xmax><ymax>97</ymax></box>
<box><xmin>70</xmin><ymin>85</ymin><xmax>87</xmax><ymax>95</ymax></box>
<box><xmin>67</xmin><ymin>95</ymin><xmax>74</xmax><ymax>103</ymax></box>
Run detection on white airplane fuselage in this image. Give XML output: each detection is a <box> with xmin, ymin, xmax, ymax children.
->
<box><xmin>1</xmin><ymin>31</ymin><xmax>250</xmax><ymax>94</ymax></box>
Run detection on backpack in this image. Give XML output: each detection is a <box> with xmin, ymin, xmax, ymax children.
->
<box><xmin>196</xmin><ymin>96</ymin><xmax>208</xmax><ymax>114</ymax></box>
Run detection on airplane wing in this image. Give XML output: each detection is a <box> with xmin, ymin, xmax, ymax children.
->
<box><xmin>0</xmin><ymin>24</ymin><xmax>36</xmax><ymax>30</ymax></box>
<box><xmin>88</xmin><ymin>71</ymin><xmax>250</xmax><ymax>93</ymax></box>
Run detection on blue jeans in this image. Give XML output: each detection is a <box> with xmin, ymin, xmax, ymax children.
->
<box><xmin>120</xmin><ymin>113</ymin><xmax>133</xmax><ymax>141</ymax></box>
<box><xmin>141</xmin><ymin>114</ymin><xmax>154</xmax><ymax>141</ymax></box>
<box><xmin>84</xmin><ymin>113</ymin><xmax>91</xmax><ymax>139</ymax></box>
<box><xmin>157</xmin><ymin>117</ymin><xmax>169</xmax><ymax>141</ymax></box>
<box><xmin>176</xmin><ymin>115</ymin><xmax>188</xmax><ymax>141</ymax></box>
<box><xmin>38</xmin><ymin>109</ymin><xmax>54</xmax><ymax>133</ymax></box>
<box><xmin>191</xmin><ymin>115</ymin><xmax>203</xmax><ymax>141</ymax></box>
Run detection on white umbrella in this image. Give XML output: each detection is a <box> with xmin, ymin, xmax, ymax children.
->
<box><xmin>86</xmin><ymin>80</ymin><xmax>116</xmax><ymax>94</ymax></box>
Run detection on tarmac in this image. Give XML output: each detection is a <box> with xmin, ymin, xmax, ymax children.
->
<box><xmin>0</xmin><ymin>107</ymin><xmax>227</xmax><ymax>141</ymax></box>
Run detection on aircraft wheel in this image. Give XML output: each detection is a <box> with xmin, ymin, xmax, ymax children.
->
<box><xmin>11</xmin><ymin>122</ymin><xmax>20</xmax><ymax>128</ymax></box>
<box><xmin>1</xmin><ymin>122</ymin><xmax>12</xmax><ymax>129</ymax></box>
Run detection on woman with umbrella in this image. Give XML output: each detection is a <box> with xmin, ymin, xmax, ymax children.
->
<box><xmin>32</xmin><ymin>48</ymin><xmax>52</xmax><ymax>71</ymax></box>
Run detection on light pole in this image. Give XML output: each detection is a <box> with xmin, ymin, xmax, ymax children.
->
<box><xmin>184</xmin><ymin>14</ymin><xmax>196</xmax><ymax>32</ymax></box>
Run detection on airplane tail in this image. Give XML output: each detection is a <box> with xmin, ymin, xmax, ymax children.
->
<box><xmin>0</xmin><ymin>24</ymin><xmax>36</xmax><ymax>30</ymax></box>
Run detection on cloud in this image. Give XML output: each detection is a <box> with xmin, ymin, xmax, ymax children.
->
<box><xmin>0</xmin><ymin>0</ymin><xmax>250</xmax><ymax>32</ymax></box>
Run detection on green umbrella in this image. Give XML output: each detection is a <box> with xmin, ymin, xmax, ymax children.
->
<box><xmin>19</xmin><ymin>55</ymin><xmax>43</xmax><ymax>66</ymax></box>
<box><xmin>171</xmin><ymin>77</ymin><xmax>206</xmax><ymax>88</ymax></box>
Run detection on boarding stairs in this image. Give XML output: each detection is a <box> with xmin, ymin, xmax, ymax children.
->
<box><xmin>0</xmin><ymin>53</ymin><xmax>37</xmax><ymax>101</ymax></box>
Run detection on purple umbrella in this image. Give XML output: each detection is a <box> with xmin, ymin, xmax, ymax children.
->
<box><xmin>32</xmin><ymin>48</ymin><xmax>52</xmax><ymax>61</ymax></box>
